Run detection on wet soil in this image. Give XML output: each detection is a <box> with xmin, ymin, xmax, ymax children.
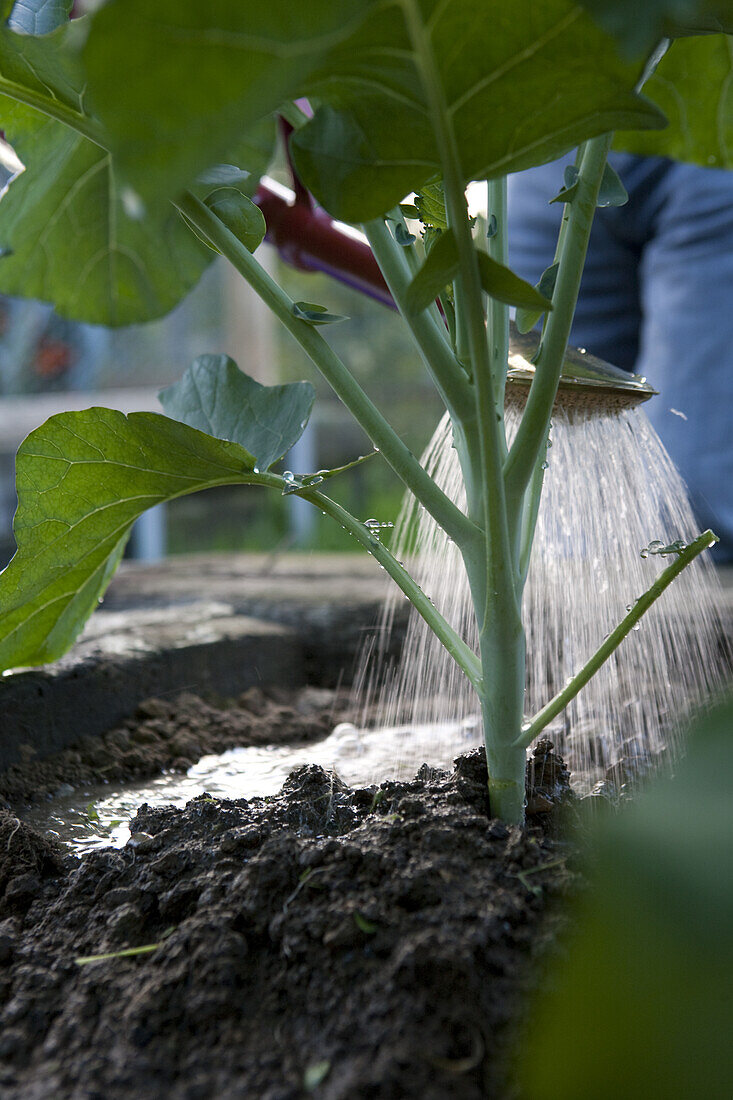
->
<box><xmin>0</xmin><ymin>692</ymin><xmax>578</xmax><ymax>1099</ymax></box>
<box><xmin>0</xmin><ymin>687</ymin><xmax>349</xmax><ymax>808</ymax></box>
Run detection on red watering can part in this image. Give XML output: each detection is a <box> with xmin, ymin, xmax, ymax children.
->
<box><xmin>254</xmin><ymin>176</ymin><xmax>393</xmax><ymax>309</ymax></box>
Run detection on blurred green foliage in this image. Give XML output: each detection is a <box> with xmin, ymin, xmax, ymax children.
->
<box><xmin>515</xmin><ymin>693</ymin><xmax>733</xmax><ymax>1099</ymax></box>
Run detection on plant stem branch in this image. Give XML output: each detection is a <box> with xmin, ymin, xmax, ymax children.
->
<box><xmin>278</xmin><ymin>100</ymin><xmax>310</xmax><ymax>129</ymax></box>
<box><xmin>299</xmin><ymin>484</ymin><xmax>482</xmax><ymax>689</ymax></box>
<box><xmin>0</xmin><ymin>78</ymin><xmax>107</xmax><ymax>149</ymax></box>
<box><xmin>516</xmin><ymin>530</ymin><xmax>719</xmax><ymax>748</ymax></box>
<box><xmin>363</xmin><ymin>217</ymin><xmax>474</xmax><ymax>424</ymax></box>
<box><xmin>386</xmin><ymin>206</ymin><xmax>422</xmax><ymax>277</ymax></box>
<box><xmin>486</xmin><ymin>177</ymin><xmax>510</xmax><ymax>416</ymax></box>
<box><xmin>504</xmin><ymin>134</ymin><xmax>612</xmax><ymax>504</ymax></box>
<box><xmin>518</xmin><ymin>457</ymin><xmax>546</xmax><ymax>587</ymax></box>
<box><xmin>176</xmin><ymin>191</ymin><xmax>478</xmax><ymax>553</ymax></box>
<box><xmin>400</xmin><ymin>0</ymin><xmax>514</xmax><ymax>618</ymax></box>
<box><xmin>166</xmin><ymin>457</ymin><xmax>483</xmax><ymax>687</ymax></box>
<box><xmin>384</xmin><ymin>206</ymin><xmax>457</xmax><ymax>363</ymax></box>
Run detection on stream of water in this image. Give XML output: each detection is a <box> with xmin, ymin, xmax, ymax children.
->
<box><xmin>356</xmin><ymin>403</ymin><xmax>730</xmax><ymax>789</ymax></box>
<box><xmin>23</xmin><ymin>402</ymin><xmax>731</xmax><ymax>852</ymax></box>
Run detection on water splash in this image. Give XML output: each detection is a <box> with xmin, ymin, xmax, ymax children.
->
<box><xmin>356</xmin><ymin>404</ymin><xmax>730</xmax><ymax>791</ymax></box>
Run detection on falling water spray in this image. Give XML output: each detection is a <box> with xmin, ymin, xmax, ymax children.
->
<box><xmin>356</xmin><ymin>328</ymin><xmax>730</xmax><ymax>792</ymax></box>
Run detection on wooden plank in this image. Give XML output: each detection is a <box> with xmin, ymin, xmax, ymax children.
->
<box><xmin>0</xmin><ymin>387</ymin><xmax>163</xmax><ymax>451</ymax></box>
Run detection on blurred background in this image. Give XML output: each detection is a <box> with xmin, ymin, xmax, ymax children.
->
<box><xmin>0</xmin><ymin>160</ymin><xmax>444</xmax><ymax>567</ymax></box>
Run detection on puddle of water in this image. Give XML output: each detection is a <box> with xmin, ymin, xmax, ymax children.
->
<box><xmin>25</xmin><ymin>719</ymin><xmax>480</xmax><ymax>855</ymax></box>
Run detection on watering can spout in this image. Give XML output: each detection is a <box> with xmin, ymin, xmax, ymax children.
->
<box><xmin>506</xmin><ymin>325</ymin><xmax>657</xmax><ymax>411</ymax></box>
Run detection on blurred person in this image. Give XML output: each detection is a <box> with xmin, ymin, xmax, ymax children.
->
<box><xmin>508</xmin><ymin>153</ymin><xmax>733</xmax><ymax>563</ymax></box>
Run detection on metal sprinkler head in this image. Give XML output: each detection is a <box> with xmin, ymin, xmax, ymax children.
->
<box><xmin>505</xmin><ymin>324</ymin><xmax>657</xmax><ymax>413</ymax></box>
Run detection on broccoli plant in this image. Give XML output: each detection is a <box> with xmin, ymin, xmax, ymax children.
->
<box><xmin>0</xmin><ymin>0</ymin><xmax>729</xmax><ymax>822</ymax></box>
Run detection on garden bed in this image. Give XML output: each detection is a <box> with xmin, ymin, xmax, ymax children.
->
<box><xmin>0</xmin><ymin>695</ymin><xmax>576</xmax><ymax>1099</ymax></box>
<box><xmin>0</xmin><ymin>553</ymin><xmax>404</xmax><ymax>772</ymax></box>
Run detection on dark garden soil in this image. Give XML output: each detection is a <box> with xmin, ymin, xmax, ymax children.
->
<box><xmin>0</xmin><ymin>689</ymin><xmax>580</xmax><ymax>1099</ymax></box>
<box><xmin>0</xmin><ymin>686</ymin><xmax>351</xmax><ymax>807</ymax></box>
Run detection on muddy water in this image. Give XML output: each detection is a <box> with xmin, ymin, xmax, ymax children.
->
<box><xmin>25</xmin><ymin>719</ymin><xmax>478</xmax><ymax>853</ymax></box>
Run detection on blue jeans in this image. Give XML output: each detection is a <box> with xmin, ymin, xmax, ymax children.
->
<box><xmin>508</xmin><ymin>154</ymin><xmax>733</xmax><ymax>562</ymax></box>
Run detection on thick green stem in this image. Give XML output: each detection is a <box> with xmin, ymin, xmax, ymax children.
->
<box><xmin>400</xmin><ymin>0</ymin><xmax>514</xmax><ymax>612</ymax></box>
<box><xmin>363</xmin><ymin>217</ymin><xmax>474</xmax><ymax>425</ymax></box>
<box><xmin>484</xmin><ymin>731</ymin><xmax>528</xmax><ymax>824</ymax></box>
<box><xmin>504</xmin><ymin>134</ymin><xmax>613</xmax><ymax>504</ymax></box>
<box><xmin>486</xmin><ymin>177</ymin><xmax>510</xmax><ymax>417</ymax></box>
<box><xmin>516</xmin><ymin>530</ymin><xmax>719</xmax><ymax>748</ymax></box>
<box><xmin>176</xmin><ymin>191</ymin><xmax>478</xmax><ymax>554</ymax></box>
<box><xmin>402</xmin><ymin>0</ymin><xmax>526</xmax><ymax>822</ymax></box>
<box><xmin>478</xmin><ymin>604</ymin><xmax>527</xmax><ymax>822</ymax></box>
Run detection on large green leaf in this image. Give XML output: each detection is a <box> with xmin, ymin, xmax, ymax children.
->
<box><xmin>615</xmin><ymin>34</ymin><xmax>733</xmax><ymax>168</ymax></box>
<box><xmin>159</xmin><ymin>355</ymin><xmax>315</xmax><ymax>471</ymax></box>
<box><xmin>0</xmin><ymin>14</ymin><xmax>214</xmax><ymax>324</ymax></box>
<box><xmin>83</xmin><ymin>0</ymin><xmax>664</xmax><ymax>222</ymax></box>
<box><xmin>516</xmin><ymin>694</ymin><xmax>733</xmax><ymax>1098</ymax></box>
<box><xmin>579</xmin><ymin>0</ymin><xmax>733</xmax><ymax>57</ymax></box>
<box><xmin>291</xmin><ymin>0</ymin><xmax>666</xmax><ymax>221</ymax></box>
<box><xmin>82</xmin><ymin>0</ymin><xmax>369</xmax><ymax>205</ymax></box>
<box><xmin>0</xmin><ymin>102</ymin><xmax>214</xmax><ymax>325</ymax></box>
<box><xmin>405</xmin><ymin>228</ymin><xmax>552</xmax><ymax>314</ymax></box>
<box><xmin>0</xmin><ymin>10</ymin><xmax>274</xmax><ymax>325</ymax></box>
<box><xmin>0</xmin><ymin>409</ymin><xmax>279</xmax><ymax>672</ymax></box>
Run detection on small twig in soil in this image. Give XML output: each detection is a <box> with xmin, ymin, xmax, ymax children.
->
<box><xmin>75</xmin><ymin>943</ymin><xmax>162</xmax><ymax>965</ymax></box>
<box><xmin>283</xmin><ymin>867</ymin><xmax>326</xmax><ymax>912</ymax></box>
<box><xmin>514</xmin><ymin>856</ymin><xmax>568</xmax><ymax>896</ymax></box>
<box><xmin>75</xmin><ymin>926</ymin><xmax>176</xmax><ymax>965</ymax></box>
<box><xmin>427</xmin><ymin>1025</ymin><xmax>484</xmax><ymax>1074</ymax></box>
<box><xmin>5</xmin><ymin>817</ymin><xmax>21</xmax><ymax>849</ymax></box>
